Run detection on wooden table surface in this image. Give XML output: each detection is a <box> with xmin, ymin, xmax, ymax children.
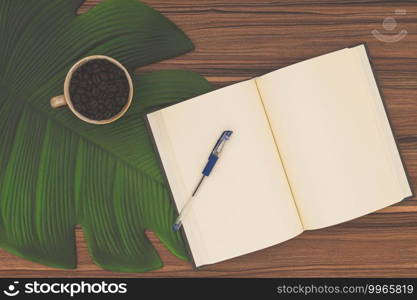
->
<box><xmin>0</xmin><ymin>0</ymin><xmax>416</xmax><ymax>278</ymax></box>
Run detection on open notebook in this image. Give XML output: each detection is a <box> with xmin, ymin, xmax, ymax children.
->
<box><xmin>146</xmin><ymin>44</ymin><xmax>413</xmax><ymax>268</ymax></box>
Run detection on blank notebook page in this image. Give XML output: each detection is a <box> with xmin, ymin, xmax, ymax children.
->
<box><xmin>147</xmin><ymin>79</ymin><xmax>303</xmax><ymax>267</ymax></box>
<box><xmin>256</xmin><ymin>45</ymin><xmax>412</xmax><ymax>229</ymax></box>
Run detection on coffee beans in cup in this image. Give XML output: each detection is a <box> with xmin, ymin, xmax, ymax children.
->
<box><xmin>69</xmin><ymin>59</ymin><xmax>130</xmax><ymax>121</ymax></box>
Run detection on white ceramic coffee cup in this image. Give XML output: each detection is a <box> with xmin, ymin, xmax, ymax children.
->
<box><xmin>50</xmin><ymin>55</ymin><xmax>134</xmax><ymax>125</ymax></box>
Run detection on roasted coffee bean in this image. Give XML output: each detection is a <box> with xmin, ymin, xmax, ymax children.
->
<box><xmin>106</xmin><ymin>100</ymin><xmax>114</xmax><ymax>108</ymax></box>
<box><xmin>76</xmin><ymin>87</ymin><xmax>85</xmax><ymax>95</ymax></box>
<box><xmin>72</xmin><ymin>94</ymin><xmax>80</xmax><ymax>103</ymax></box>
<box><xmin>69</xmin><ymin>59</ymin><xmax>129</xmax><ymax>121</ymax></box>
<box><xmin>116</xmin><ymin>96</ymin><xmax>124</xmax><ymax>105</ymax></box>
<box><xmin>92</xmin><ymin>74</ymin><xmax>100</xmax><ymax>85</ymax></box>
<box><xmin>99</xmin><ymin>73</ymin><xmax>108</xmax><ymax>81</ymax></box>
<box><xmin>92</xmin><ymin>88</ymin><xmax>99</xmax><ymax>97</ymax></box>
<box><xmin>109</xmin><ymin>85</ymin><xmax>118</xmax><ymax>93</ymax></box>
<box><xmin>90</xmin><ymin>100</ymin><xmax>98</xmax><ymax>108</ymax></box>
<box><xmin>98</xmin><ymin>82</ymin><xmax>107</xmax><ymax>91</ymax></box>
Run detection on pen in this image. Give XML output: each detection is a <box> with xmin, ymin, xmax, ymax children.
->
<box><xmin>173</xmin><ymin>130</ymin><xmax>233</xmax><ymax>231</ymax></box>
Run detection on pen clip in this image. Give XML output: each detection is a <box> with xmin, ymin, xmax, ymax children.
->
<box><xmin>212</xmin><ymin>130</ymin><xmax>233</xmax><ymax>156</ymax></box>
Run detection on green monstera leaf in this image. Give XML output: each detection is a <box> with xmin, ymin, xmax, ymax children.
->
<box><xmin>0</xmin><ymin>0</ymin><xmax>212</xmax><ymax>271</ymax></box>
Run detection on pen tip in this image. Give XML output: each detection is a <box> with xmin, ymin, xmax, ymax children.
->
<box><xmin>172</xmin><ymin>224</ymin><xmax>181</xmax><ymax>232</ymax></box>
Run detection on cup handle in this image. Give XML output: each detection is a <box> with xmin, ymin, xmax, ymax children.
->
<box><xmin>50</xmin><ymin>95</ymin><xmax>67</xmax><ymax>109</ymax></box>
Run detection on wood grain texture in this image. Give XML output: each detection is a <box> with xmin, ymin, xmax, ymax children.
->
<box><xmin>0</xmin><ymin>0</ymin><xmax>416</xmax><ymax>278</ymax></box>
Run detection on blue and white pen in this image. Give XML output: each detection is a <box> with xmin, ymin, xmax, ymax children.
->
<box><xmin>173</xmin><ymin>130</ymin><xmax>233</xmax><ymax>231</ymax></box>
